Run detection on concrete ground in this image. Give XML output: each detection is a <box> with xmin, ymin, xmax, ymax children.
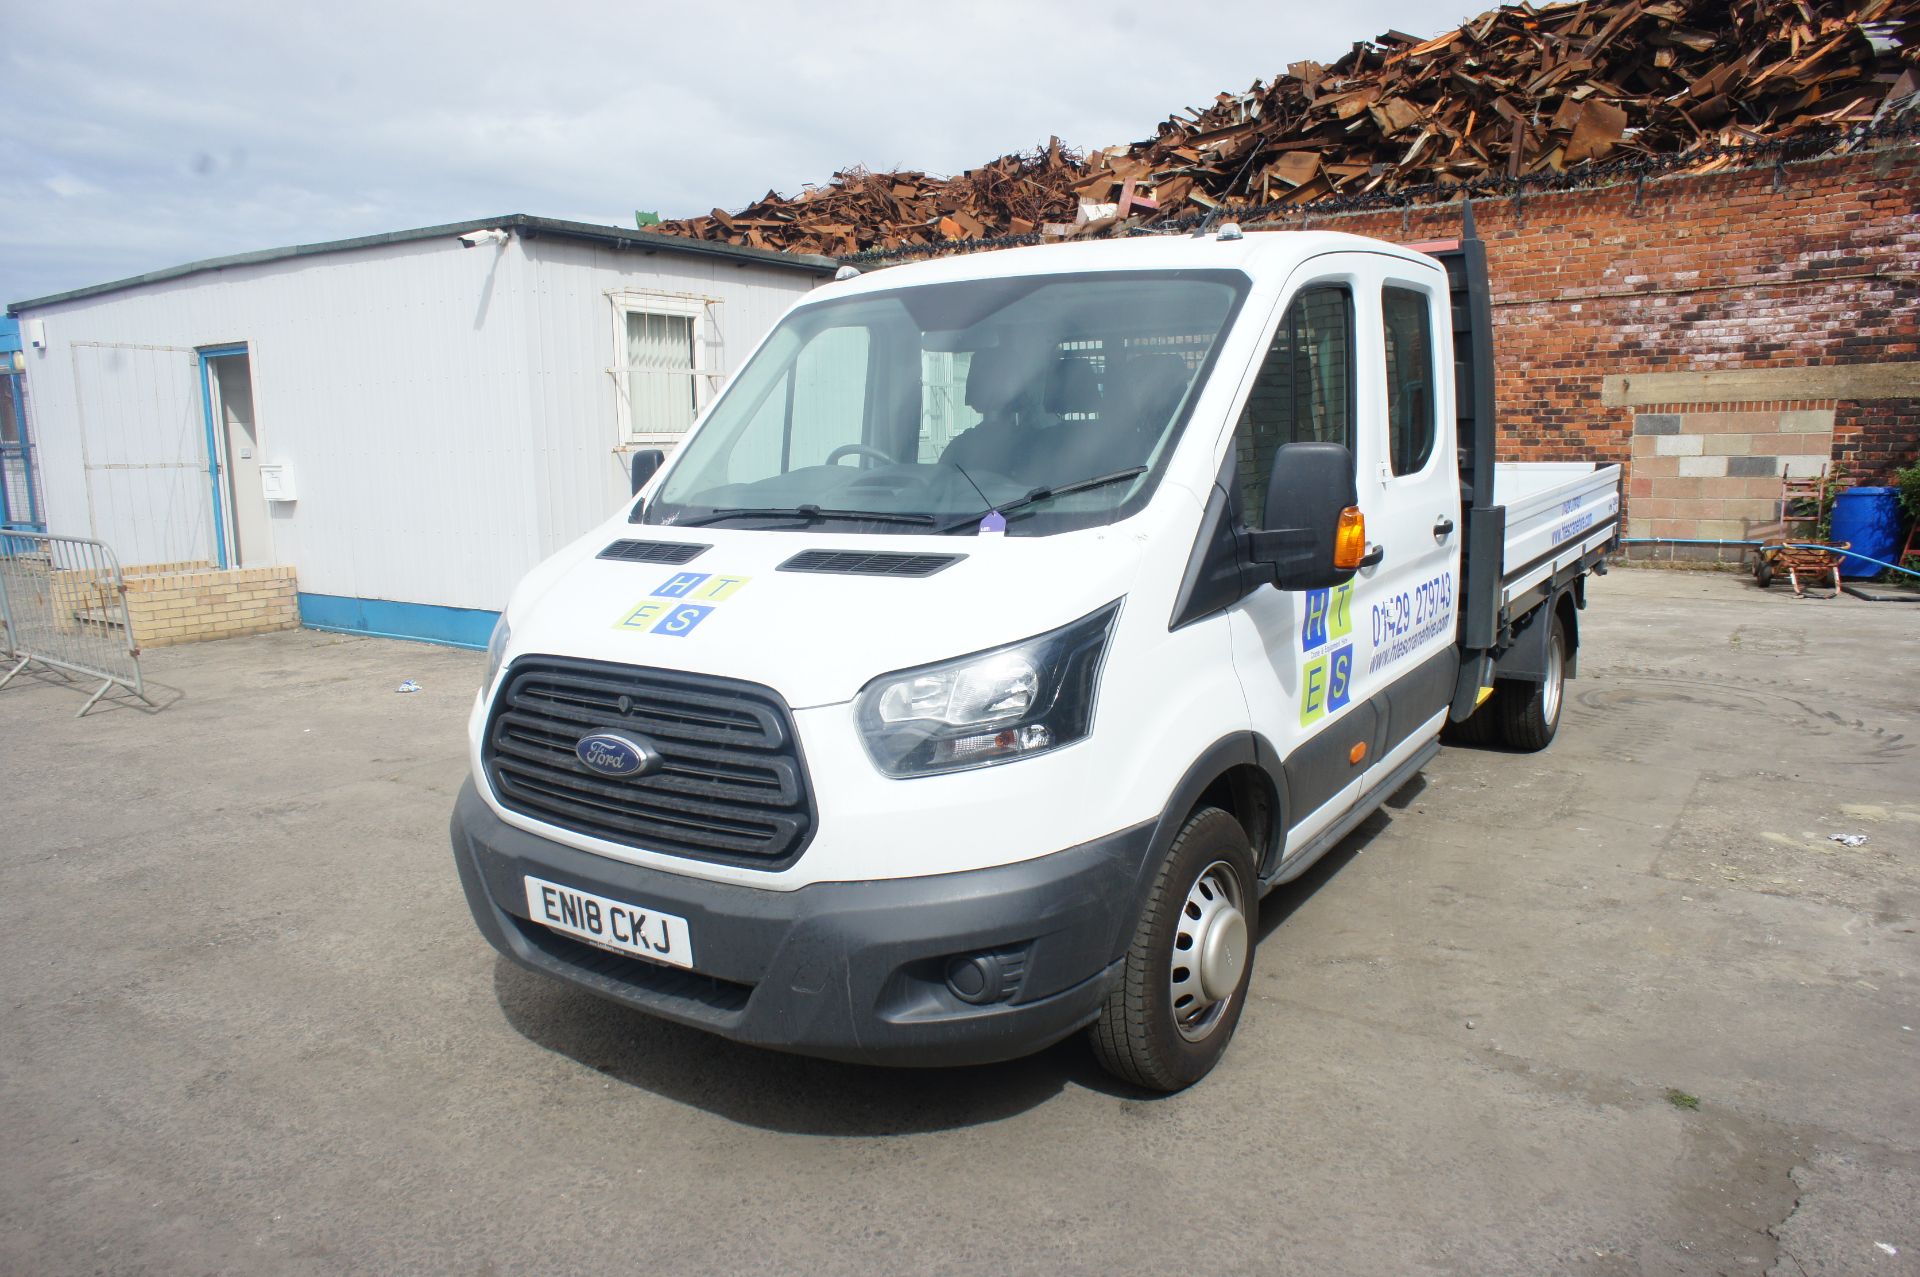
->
<box><xmin>1</xmin><ymin>569</ymin><xmax>1916</xmax><ymax>1276</ymax></box>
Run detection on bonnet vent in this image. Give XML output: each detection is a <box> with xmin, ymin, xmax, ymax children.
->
<box><xmin>777</xmin><ymin>550</ymin><xmax>964</xmax><ymax>577</ymax></box>
<box><xmin>598</xmin><ymin>539</ymin><xmax>709</xmax><ymax>565</ymax></box>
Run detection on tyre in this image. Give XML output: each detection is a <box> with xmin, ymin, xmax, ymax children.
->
<box><xmin>1754</xmin><ymin>557</ymin><xmax>1773</xmax><ymax>590</ymax></box>
<box><xmin>1091</xmin><ymin>806</ymin><xmax>1258</xmax><ymax>1092</ymax></box>
<box><xmin>1442</xmin><ymin>695</ymin><xmax>1501</xmax><ymax>746</ymax></box>
<box><xmin>1494</xmin><ymin>612</ymin><xmax>1566</xmax><ymax>752</ymax></box>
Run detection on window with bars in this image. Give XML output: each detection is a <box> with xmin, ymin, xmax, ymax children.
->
<box><xmin>622</xmin><ymin>308</ymin><xmax>699</xmax><ymax>439</ymax></box>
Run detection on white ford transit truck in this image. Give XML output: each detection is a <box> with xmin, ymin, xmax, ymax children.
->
<box><xmin>451</xmin><ymin>216</ymin><xmax>1621</xmax><ymax>1090</ymax></box>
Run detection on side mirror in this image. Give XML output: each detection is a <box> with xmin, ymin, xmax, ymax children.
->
<box><xmin>629</xmin><ymin>448</ymin><xmax>665</xmax><ymax>495</ymax></box>
<box><xmin>1248</xmin><ymin>441</ymin><xmax>1364</xmax><ymax>592</ymax></box>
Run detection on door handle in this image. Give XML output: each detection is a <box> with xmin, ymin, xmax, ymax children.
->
<box><xmin>1358</xmin><ymin>544</ymin><xmax>1385</xmax><ymax>569</ymax></box>
<box><xmin>1433</xmin><ymin>516</ymin><xmax>1456</xmax><ymax>542</ymax></box>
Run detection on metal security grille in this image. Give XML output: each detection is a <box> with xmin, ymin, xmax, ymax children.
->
<box><xmin>624</xmin><ymin>310</ymin><xmax>699</xmax><ymax>437</ymax></box>
<box><xmin>484</xmin><ymin>658</ymin><xmax>813</xmax><ymax>869</ymax></box>
<box><xmin>0</xmin><ymin>532</ymin><xmax>152</xmax><ymax>716</ymax></box>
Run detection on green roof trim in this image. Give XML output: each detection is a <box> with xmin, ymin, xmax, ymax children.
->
<box><xmin>7</xmin><ymin>214</ymin><xmax>838</xmax><ymax>314</ymax></box>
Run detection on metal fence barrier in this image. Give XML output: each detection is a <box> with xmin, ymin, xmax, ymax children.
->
<box><xmin>0</xmin><ymin>532</ymin><xmax>152</xmax><ymax>716</ymax></box>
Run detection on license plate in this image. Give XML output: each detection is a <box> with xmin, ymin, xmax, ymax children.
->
<box><xmin>523</xmin><ymin>875</ymin><xmax>694</xmax><ymax>970</ymax></box>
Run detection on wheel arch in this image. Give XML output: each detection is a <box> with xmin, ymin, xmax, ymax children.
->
<box><xmin>1494</xmin><ymin>582</ymin><xmax>1581</xmax><ymax>684</ymax></box>
<box><xmin>1143</xmin><ymin>733</ymin><xmax>1286</xmax><ymax>893</ymax></box>
<box><xmin>1554</xmin><ymin>585</ymin><xmax>1581</xmax><ymax>679</ymax></box>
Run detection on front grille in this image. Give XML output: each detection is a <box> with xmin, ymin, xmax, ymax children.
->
<box><xmin>779</xmin><ymin>549</ymin><xmax>964</xmax><ymax>577</ymax></box>
<box><xmin>484</xmin><ymin>658</ymin><xmax>814</xmax><ymax>869</ymax></box>
<box><xmin>598</xmin><ymin>539</ymin><xmax>709</xmax><ymax>565</ymax></box>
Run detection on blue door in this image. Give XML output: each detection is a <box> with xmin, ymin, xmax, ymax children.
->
<box><xmin>197</xmin><ymin>343</ymin><xmax>250</xmax><ymax>568</ymax></box>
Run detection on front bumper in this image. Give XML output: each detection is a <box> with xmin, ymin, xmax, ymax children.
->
<box><xmin>449</xmin><ymin>780</ymin><xmax>1156</xmax><ymax>1067</ymax></box>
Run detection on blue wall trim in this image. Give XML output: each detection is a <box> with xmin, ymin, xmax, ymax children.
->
<box><xmin>297</xmin><ymin>592</ymin><xmax>499</xmax><ymax>650</ymax></box>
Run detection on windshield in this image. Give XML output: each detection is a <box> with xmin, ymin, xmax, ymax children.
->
<box><xmin>643</xmin><ymin>269</ymin><xmax>1248</xmax><ymax>536</ymax></box>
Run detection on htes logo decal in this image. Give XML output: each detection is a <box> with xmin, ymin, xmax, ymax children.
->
<box><xmin>573</xmin><ymin>731</ymin><xmax>662</xmax><ymax>778</ymax></box>
<box><xmin>1300</xmin><ymin>581</ymin><xmax>1354</xmax><ymax>653</ymax></box>
<box><xmin>1301</xmin><ymin>644</ymin><xmax>1354</xmax><ymax>726</ymax></box>
<box><xmin>1300</xmin><ymin>582</ymin><xmax>1354</xmax><ymax>727</ymax></box>
<box><xmin>614</xmin><ymin>571</ymin><xmax>752</xmax><ymax>637</ymax></box>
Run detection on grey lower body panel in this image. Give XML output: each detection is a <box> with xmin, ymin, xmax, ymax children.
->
<box><xmin>449</xmin><ymin>780</ymin><xmax>1156</xmax><ymax>1067</ymax></box>
<box><xmin>1282</xmin><ymin>647</ymin><xmax>1457</xmax><ymax>831</ymax></box>
<box><xmin>1267</xmin><ymin>736</ymin><xmax>1442</xmax><ymax>889</ymax></box>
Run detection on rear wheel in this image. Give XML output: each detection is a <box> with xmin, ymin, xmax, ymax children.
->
<box><xmin>1442</xmin><ymin>694</ymin><xmax>1500</xmax><ymax>746</ymax></box>
<box><xmin>1494</xmin><ymin>613</ymin><xmax>1566</xmax><ymax>752</ymax></box>
<box><xmin>1090</xmin><ymin>807</ymin><xmax>1258</xmax><ymax>1092</ymax></box>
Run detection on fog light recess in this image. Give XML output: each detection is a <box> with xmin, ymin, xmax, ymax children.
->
<box><xmin>943</xmin><ymin>949</ymin><xmax>1028</xmax><ymax>1005</ymax></box>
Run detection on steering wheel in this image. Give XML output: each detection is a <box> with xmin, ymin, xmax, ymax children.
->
<box><xmin>826</xmin><ymin>443</ymin><xmax>893</xmax><ymax>468</ymax></box>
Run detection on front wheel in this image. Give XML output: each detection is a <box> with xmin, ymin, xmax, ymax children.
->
<box><xmin>1090</xmin><ymin>807</ymin><xmax>1258</xmax><ymax>1092</ymax></box>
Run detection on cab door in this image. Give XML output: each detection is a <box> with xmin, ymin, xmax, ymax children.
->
<box><xmin>1219</xmin><ymin>254</ymin><xmax>1392</xmax><ymax>859</ymax></box>
<box><xmin>1356</xmin><ymin>265</ymin><xmax>1461</xmax><ymax>794</ymax></box>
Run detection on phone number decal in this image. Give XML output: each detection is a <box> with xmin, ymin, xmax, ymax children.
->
<box><xmin>1368</xmin><ymin>573</ymin><xmax>1454</xmax><ymax>674</ymax></box>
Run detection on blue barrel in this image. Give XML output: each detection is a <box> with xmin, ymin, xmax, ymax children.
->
<box><xmin>1827</xmin><ymin>487</ymin><xmax>1903</xmax><ymax>577</ymax></box>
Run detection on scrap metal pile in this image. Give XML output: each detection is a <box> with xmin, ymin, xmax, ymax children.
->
<box><xmin>648</xmin><ymin>0</ymin><xmax>1920</xmax><ymax>256</ymax></box>
<box><xmin>663</xmin><ymin>141</ymin><xmax>1087</xmax><ymax>256</ymax></box>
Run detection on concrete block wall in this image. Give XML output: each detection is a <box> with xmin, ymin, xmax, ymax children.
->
<box><xmin>121</xmin><ymin>564</ymin><xmax>300</xmax><ymax>648</ymax></box>
<box><xmin>1626</xmin><ymin>408</ymin><xmax>1835</xmax><ymax>552</ymax></box>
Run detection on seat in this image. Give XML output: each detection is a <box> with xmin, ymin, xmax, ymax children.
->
<box><xmin>1022</xmin><ymin>359</ymin><xmax>1108</xmax><ymax>486</ymax></box>
<box><xmin>1107</xmin><ymin>352</ymin><xmax>1190</xmax><ymax>451</ymax></box>
<box><xmin>940</xmin><ymin>343</ymin><xmax>1049</xmax><ymax>480</ymax></box>
<box><xmin>1044</xmin><ymin>357</ymin><xmax>1102</xmax><ymax>420</ymax></box>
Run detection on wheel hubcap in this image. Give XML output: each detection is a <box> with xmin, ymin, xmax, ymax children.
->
<box><xmin>1169</xmin><ymin>860</ymin><xmax>1247</xmax><ymax>1042</ymax></box>
<box><xmin>1543</xmin><ymin>635</ymin><xmax>1565</xmax><ymax>726</ymax></box>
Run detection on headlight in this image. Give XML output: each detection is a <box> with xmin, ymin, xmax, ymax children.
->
<box><xmin>483</xmin><ymin>613</ymin><xmax>511</xmax><ymax>691</ymax></box>
<box><xmin>855</xmin><ymin>601</ymin><xmax>1120</xmax><ymax>777</ymax></box>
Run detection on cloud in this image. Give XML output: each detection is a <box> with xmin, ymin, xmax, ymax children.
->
<box><xmin>1</xmin><ymin>0</ymin><xmax>1457</xmax><ymax>304</ymax></box>
<box><xmin>43</xmin><ymin>173</ymin><xmax>105</xmax><ymax>199</ymax></box>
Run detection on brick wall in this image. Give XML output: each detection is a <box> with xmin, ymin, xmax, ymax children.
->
<box><xmin>120</xmin><ymin>564</ymin><xmax>300</xmax><ymax>648</ymax></box>
<box><xmin>1254</xmin><ymin>143</ymin><xmax>1920</xmax><ymax>543</ymax></box>
<box><xmin>1836</xmin><ymin>397</ymin><xmax>1920</xmax><ymax>484</ymax></box>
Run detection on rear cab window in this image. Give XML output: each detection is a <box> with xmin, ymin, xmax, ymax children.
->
<box><xmin>1381</xmin><ymin>284</ymin><xmax>1438</xmax><ymax>477</ymax></box>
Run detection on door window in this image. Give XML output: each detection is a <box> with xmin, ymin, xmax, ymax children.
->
<box><xmin>789</xmin><ymin>325</ymin><xmax>871</xmax><ymax>468</ymax></box>
<box><xmin>1231</xmin><ymin>285</ymin><xmax>1354</xmax><ymax>526</ymax></box>
<box><xmin>1382</xmin><ymin>286</ymin><xmax>1437</xmax><ymax>475</ymax></box>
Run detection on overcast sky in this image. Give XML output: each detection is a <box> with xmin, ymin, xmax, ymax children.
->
<box><xmin>2</xmin><ymin>1</ymin><xmax>1466</xmax><ymax>306</ymax></box>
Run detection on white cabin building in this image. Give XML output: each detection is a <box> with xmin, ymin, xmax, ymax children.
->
<box><xmin>6</xmin><ymin>216</ymin><xmax>832</xmax><ymax>645</ymax></box>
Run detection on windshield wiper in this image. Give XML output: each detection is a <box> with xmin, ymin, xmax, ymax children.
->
<box><xmin>936</xmin><ymin>467</ymin><xmax>1148</xmax><ymax>535</ymax></box>
<box><xmin>669</xmin><ymin>504</ymin><xmax>937</xmax><ymax>529</ymax></box>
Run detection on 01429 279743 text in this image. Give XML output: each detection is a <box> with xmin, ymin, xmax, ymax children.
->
<box><xmin>1368</xmin><ymin>573</ymin><xmax>1454</xmax><ymax>675</ymax></box>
